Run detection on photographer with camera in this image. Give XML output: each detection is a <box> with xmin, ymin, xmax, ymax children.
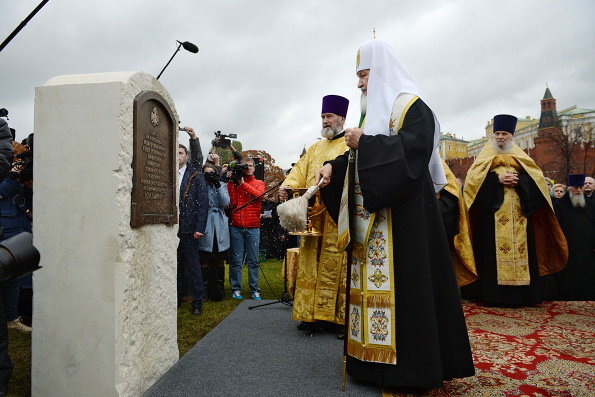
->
<box><xmin>227</xmin><ymin>157</ymin><xmax>264</xmax><ymax>300</ymax></box>
<box><xmin>198</xmin><ymin>163</ymin><xmax>230</xmax><ymax>302</ymax></box>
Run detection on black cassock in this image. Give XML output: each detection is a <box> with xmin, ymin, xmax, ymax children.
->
<box><xmin>460</xmin><ymin>171</ymin><xmax>545</xmax><ymax>305</ymax></box>
<box><xmin>438</xmin><ymin>189</ymin><xmax>460</xmax><ymax>239</ymax></box>
<box><xmin>322</xmin><ymin>99</ymin><xmax>474</xmax><ymax>390</ymax></box>
<box><xmin>552</xmin><ymin>193</ymin><xmax>595</xmax><ymax>300</ymax></box>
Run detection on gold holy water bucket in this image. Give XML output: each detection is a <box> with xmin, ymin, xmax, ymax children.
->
<box><xmin>284</xmin><ymin>187</ymin><xmax>324</xmax><ymax>236</ymax></box>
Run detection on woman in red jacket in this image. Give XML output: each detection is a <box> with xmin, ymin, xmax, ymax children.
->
<box><xmin>227</xmin><ymin>158</ymin><xmax>265</xmax><ymax>300</ymax></box>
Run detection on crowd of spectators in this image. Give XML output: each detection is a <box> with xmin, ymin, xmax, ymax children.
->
<box><xmin>548</xmin><ymin>174</ymin><xmax>595</xmax><ymax>300</ymax></box>
<box><xmin>176</xmin><ymin>128</ymin><xmax>285</xmax><ymax>312</ymax></box>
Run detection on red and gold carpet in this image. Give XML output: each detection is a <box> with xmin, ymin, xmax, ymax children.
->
<box><xmin>384</xmin><ymin>301</ymin><xmax>595</xmax><ymax>396</ymax></box>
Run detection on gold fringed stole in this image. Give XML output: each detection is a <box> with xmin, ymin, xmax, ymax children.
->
<box><xmin>347</xmin><ymin>208</ymin><xmax>397</xmax><ymax>365</ymax></box>
<box><xmin>491</xmin><ymin>156</ymin><xmax>530</xmax><ymax>286</ymax></box>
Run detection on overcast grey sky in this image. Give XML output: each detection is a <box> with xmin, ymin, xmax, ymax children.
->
<box><xmin>2</xmin><ymin>0</ymin><xmax>594</xmax><ymax>169</ymax></box>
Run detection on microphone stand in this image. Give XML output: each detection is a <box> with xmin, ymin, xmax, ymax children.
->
<box><xmin>244</xmin><ymin>180</ymin><xmax>293</xmax><ymax>309</ymax></box>
<box><xmin>248</xmin><ymin>227</ymin><xmax>292</xmax><ymax>310</ymax></box>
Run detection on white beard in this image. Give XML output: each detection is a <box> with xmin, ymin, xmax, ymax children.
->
<box><xmin>360</xmin><ymin>93</ymin><xmax>367</xmax><ymax>115</ymax></box>
<box><xmin>569</xmin><ymin>192</ymin><xmax>586</xmax><ymax>208</ymax></box>
<box><xmin>491</xmin><ymin>138</ymin><xmax>513</xmax><ymax>152</ymax></box>
<box><xmin>320</xmin><ymin>124</ymin><xmax>342</xmax><ymax>139</ymax></box>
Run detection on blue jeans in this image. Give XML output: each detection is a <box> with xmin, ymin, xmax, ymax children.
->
<box><xmin>229</xmin><ymin>226</ymin><xmax>260</xmax><ymax>293</ymax></box>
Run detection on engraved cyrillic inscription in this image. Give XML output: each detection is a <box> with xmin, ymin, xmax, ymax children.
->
<box><xmin>131</xmin><ymin>91</ymin><xmax>178</xmax><ymax>227</ymax></box>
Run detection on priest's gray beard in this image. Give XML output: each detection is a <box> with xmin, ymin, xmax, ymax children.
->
<box><xmin>321</xmin><ymin>124</ymin><xmax>343</xmax><ymax>139</ymax></box>
<box><xmin>491</xmin><ymin>138</ymin><xmax>513</xmax><ymax>152</ymax></box>
<box><xmin>569</xmin><ymin>191</ymin><xmax>586</xmax><ymax>208</ymax></box>
<box><xmin>360</xmin><ymin>93</ymin><xmax>367</xmax><ymax>116</ymax></box>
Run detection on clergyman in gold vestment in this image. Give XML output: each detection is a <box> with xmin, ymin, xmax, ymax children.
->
<box><xmin>461</xmin><ymin>114</ymin><xmax>567</xmax><ymax>305</ymax></box>
<box><xmin>279</xmin><ymin>95</ymin><xmax>349</xmax><ymax>332</ymax></box>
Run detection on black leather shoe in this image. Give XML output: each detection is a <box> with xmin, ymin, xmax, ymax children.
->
<box><xmin>297</xmin><ymin>321</ymin><xmax>311</xmax><ymax>330</ymax></box>
<box><xmin>297</xmin><ymin>321</ymin><xmax>324</xmax><ymax>332</ymax></box>
<box><xmin>192</xmin><ymin>306</ymin><xmax>202</xmax><ymax>316</ymax></box>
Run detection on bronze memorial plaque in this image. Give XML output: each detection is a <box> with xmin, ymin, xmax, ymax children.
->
<box><xmin>130</xmin><ymin>90</ymin><xmax>178</xmax><ymax>227</ymax></box>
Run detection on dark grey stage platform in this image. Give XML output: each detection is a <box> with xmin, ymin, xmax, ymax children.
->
<box><xmin>143</xmin><ymin>300</ymin><xmax>380</xmax><ymax>397</ymax></box>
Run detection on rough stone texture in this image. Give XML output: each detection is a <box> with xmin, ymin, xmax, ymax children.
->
<box><xmin>32</xmin><ymin>72</ymin><xmax>179</xmax><ymax>397</ymax></box>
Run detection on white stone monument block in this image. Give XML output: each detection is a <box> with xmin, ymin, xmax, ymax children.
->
<box><xmin>32</xmin><ymin>71</ymin><xmax>179</xmax><ymax>397</ymax></box>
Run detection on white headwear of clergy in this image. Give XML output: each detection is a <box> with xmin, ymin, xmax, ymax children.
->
<box><xmin>356</xmin><ymin>39</ymin><xmax>447</xmax><ymax>192</ymax></box>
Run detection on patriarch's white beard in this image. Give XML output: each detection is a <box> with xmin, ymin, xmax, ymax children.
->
<box><xmin>360</xmin><ymin>93</ymin><xmax>367</xmax><ymax>116</ymax></box>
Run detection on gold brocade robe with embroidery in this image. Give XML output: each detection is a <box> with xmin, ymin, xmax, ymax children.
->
<box><xmin>463</xmin><ymin>140</ymin><xmax>567</xmax><ymax>284</ymax></box>
<box><xmin>284</xmin><ymin>136</ymin><xmax>348</xmax><ymax>324</ymax></box>
<box><xmin>490</xmin><ymin>156</ymin><xmax>531</xmax><ymax>285</ymax></box>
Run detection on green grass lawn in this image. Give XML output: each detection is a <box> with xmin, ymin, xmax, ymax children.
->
<box><xmin>8</xmin><ymin>258</ymin><xmax>286</xmax><ymax>397</ymax></box>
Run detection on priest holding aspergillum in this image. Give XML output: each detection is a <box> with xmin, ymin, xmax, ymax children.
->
<box><xmin>279</xmin><ymin>95</ymin><xmax>350</xmax><ymax>334</ymax></box>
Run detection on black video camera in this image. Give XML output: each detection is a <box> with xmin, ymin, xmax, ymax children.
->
<box><xmin>212</xmin><ymin>130</ymin><xmax>237</xmax><ymax>148</ymax></box>
<box><xmin>0</xmin><ymin>232</ymin><xmax>41</xmax><ymax>282</ymax></box>
<box><xmin>229</xmin><ymin>161</ymin><xmax>249</xmax><ymax>180</ymax></box>
<box><xmin>204</xmin><ymin>169</ymin><xmax>221</xmax><ymax>188</ymax></box>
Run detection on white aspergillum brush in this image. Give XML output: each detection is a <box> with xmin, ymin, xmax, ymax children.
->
<box><xmin>277</xmin><ymin>179</ymin><xmax>324</xmax><ymax>233</ymax></box>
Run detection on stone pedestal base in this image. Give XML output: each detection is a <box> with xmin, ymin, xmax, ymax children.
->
<box><xmin>32</xmin><ymin>72</ymin><xmax>179</xmax><ymax>397</ymax></box>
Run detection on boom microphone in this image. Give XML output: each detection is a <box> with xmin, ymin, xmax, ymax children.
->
<box><xmin>157</xmin><ymin>39</ymin><xmax>199</xmax><ymax>80</ymax></box>
<box><xmin>178</xmin><ymin>41</ymin><xmax>199</xmax><ymax>53</ymax></box>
